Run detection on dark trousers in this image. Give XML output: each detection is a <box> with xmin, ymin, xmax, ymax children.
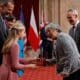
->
<box><xmin>42</xmin><ymin>45</ymin><xmax>53</xmax><ymax>59</ymax></box>
<box><xmin>63</xmin><ymin>70</ymin><xmax>80</xmax><ymax>80</ymax></box>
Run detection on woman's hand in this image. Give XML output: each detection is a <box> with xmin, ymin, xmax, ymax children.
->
<box><xmin>26</xmin><ymin>57</ymin><xmax>39</xmax><ymax>61</ymax></box>
<box><xmin>25</xmin><ymin>64</ymin><xmax>37</xmax><ymax>69</ymax></box>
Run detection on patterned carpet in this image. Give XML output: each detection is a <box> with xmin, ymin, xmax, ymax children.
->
<box><xmin>21</xmin><ymin>65</ymin><xmax>63</xmax><ymax>80</ymax></box>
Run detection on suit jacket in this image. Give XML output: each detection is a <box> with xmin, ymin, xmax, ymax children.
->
<box><xmin>0</xmin><ymin>15</ymin><xmax>8</xmax><ymax>65</ymax></box>
<box><xmin>56</xmin><ymin>32</ymin><xmax>80</xmax><ymax>75</ymax></box>
<box><xmin>40</xmin><ymin>27</ymin><xmax>54</xmax><ymax>59</ymax></box>
<box><xmin>69</xmin><ymin>22</ymin><xmax>80</xmax><ymax>53</ymax></box>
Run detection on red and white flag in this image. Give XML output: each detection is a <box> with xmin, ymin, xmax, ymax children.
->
<box><xmin>28</xmin><ymin>7</ymin><xmax>40</xmax><ymax>51</ymax></box>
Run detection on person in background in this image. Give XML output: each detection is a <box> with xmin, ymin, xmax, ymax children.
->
<box><xmin>40</xmin><ymin>24</ymin><xmax>56</xmax><ymax>66</ymax></box>
<box><xmin>45</xmin><ymin>23</ymin><xmax>80</xmax><ymax>80</ymax></box>
<box><xmin>67</xmin><ymin>9</ymin><xmax>80</xmax><ymax>53</ymax></box>
<box><xmin>0</xmin><ymin>21</ymin><xmax>37</xmax><ymax>80</ymax></box>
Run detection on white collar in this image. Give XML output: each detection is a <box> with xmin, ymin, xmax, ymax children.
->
<box><xmin>74</xmin><ymin>20</ymin><xmax>79</xmax><ymax>27</ymax></box>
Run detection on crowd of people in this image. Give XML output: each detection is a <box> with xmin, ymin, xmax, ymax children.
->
<box><xmin>0</xmin><ymin>0</ymin><xmax>80</xmax><ymax>80</ymax></box>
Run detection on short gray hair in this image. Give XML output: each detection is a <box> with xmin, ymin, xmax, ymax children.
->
<box><xmin>45</xmin><ymin>23</ymin><xmax>61</xmax><ymax>32</ymax></box>
<box><xmin>0</xmin><ymin>0</ymin><xmax>7</xmax><ymax>5</ymax></box>
<box><xmin>67</xmin><ymin>9</ymin><xmax>78</xmax><ymax>16</ymax></box>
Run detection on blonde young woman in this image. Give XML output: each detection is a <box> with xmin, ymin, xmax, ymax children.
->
<box><xmin>0</xmin><ymin>21</ymin><xmax>36</xmax><ymax>80</ymax></box>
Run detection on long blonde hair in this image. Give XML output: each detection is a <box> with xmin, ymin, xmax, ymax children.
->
<box><xmin>2</xmin><ymin>20</ymin><xmax>25</xmax><ymax>54</ymax></box>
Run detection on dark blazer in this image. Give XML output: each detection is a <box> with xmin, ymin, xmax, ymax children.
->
<box><xmin>0</xmin><ymin>15</ymin><xmax>8</xmax><ymax>65</ymax></box>
<box><xmin>69</xmin><ymin>22</ymin><xmax>80</xmax><ymax>53</ymax></box>
<box><xmin>40</xmin><ymin>27</ymin><xmax>53</xmax><ymax>59</ymax></box>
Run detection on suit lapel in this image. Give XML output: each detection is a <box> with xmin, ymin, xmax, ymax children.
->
<box><xmin>69</xmin><ymin>27</ymin><xmax>75</xmax><ymax>39</ymax></box>
<box><xmin>74</xmin><ymin>22</ymin><xmax>80</xmax><ymax>42</ymax></box>
<box><xmin>0</xmin><ymin>16</ymin><xmax>7</xmax><ymax>40</ymax></box>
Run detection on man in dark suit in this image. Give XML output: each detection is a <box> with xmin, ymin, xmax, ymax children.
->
<box><xmin>0</xmin><ymin>0</ymin><xmax>9</xmax><ymax>65</ymax></box>
<box><xmin>67</xmin><ymin>9</ymin><xmax>80</xmax><ymax>53</ymax></box>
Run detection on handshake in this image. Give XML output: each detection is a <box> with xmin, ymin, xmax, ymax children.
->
<box><xmin>24</xmin><ymin>57</ymin><xmax>42</xmax><ymax>69</ymax></box>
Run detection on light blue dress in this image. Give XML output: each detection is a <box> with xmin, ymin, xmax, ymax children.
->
<box><xmin>17</xmin><ymin>39</ymin><xmax>24</xmax><ymax>77</ymax></box>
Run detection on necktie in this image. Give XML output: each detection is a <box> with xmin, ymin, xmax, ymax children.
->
<box><xmin>72</xmin><ymin>26</ymin><xmax>75</xmax><ymax>39</ymax></box>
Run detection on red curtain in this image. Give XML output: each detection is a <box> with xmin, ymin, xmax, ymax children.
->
<box><xmin>13</xmin><ymin>0</ymin><xmax>39</xmax><ymax>33</ymax></box>
<box><xmin>13</xmin><ymin>0</ymin><xmax>39</xmax><ymax>45</ymax></box>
